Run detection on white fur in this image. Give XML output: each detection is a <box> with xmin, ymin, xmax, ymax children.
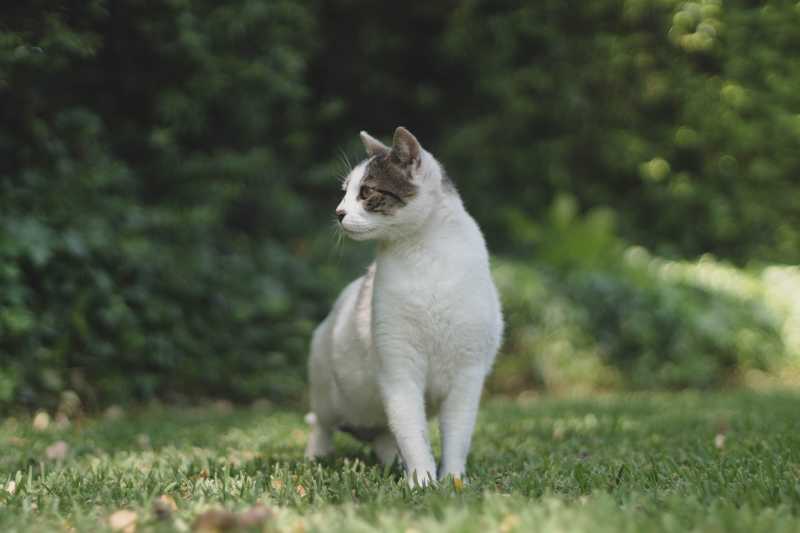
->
<box><xmin>306</xmin><ymin>129</ymin><xmax>503</xmax><ymax>487</ymax></box>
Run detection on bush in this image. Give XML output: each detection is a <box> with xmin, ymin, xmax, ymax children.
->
<box><xmin>0</xmin><ymin>1</ymin><xmax>338</xmax><ymax>410</ymax></box>
<box><xmin>492</xmin><ymin>201</ymin><xmax>795</xmax><ymax>394</ymax></box>
<box><xmin>2</xmin><ymin>1</ymin><xmax>799</xmax><ymax>409</ymax></box>
<box><xmin>438</xmin><ymin>0</ymin><xmax>800</xmax><ymax>262</ymax></box>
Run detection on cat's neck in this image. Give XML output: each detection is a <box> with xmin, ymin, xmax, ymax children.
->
<box><xmin>376</xmin><ymin>193</ymin><xmax>470</xmax><ymax>261</ymax></box>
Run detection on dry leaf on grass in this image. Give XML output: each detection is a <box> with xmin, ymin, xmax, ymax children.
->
<box><xmin>153</xmin><ymin>494</ymin><xmax>178</xmax><ymax>520</ymax></box>
<box><xmin>46</xmin><ymin>440</ymin><xmax>69</xmax><ymax>461</ymax></box>
<box><xmin>191</xmin><ymin>504</ymin><xmax>272</xmax><ymax>532</ymax></box>
<box><xmin>192</xmin><ymin>509</ymin><xmax>238</xmax><ymax>532</ymax></box>
<box><xmin>109</xmin><ymin>509</ymin><xmax>138</xmax><ymax>533</ymax></box>
<box><xmin>499</xmin><ymin>513</ymin><xmax>521</xmax><ymax>533</ymax></box>
<box><xmin>32</xmin><ymin>411</ymin><xmax>50</xmax><ymax>431</ymax></box>
<box><xmin>237</xmin><ymin>504</ymin><xmax>271</xmax><ymax>527</ymax></box>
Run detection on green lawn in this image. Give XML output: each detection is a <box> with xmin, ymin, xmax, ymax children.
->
<box><xmin>2</xmin><ymin>391</ymin><xmax>800</xmax><ymax>532</ymax></box>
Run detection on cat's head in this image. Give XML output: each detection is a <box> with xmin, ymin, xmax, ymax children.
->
<box><xmin>336</xmin><ymin>127</ymin><xmax>448</xmax><ymax>241</ymax></box>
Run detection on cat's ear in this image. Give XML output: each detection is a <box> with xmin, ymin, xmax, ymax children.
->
<box><xmin>391</xmin><ymin>126</ymin><xmax>421</xmax><ymax>166</ymax></box>
<box><xmin>360</xmin><ymin>131</ymin><xmax>390</xmax><ymax>157</ymax></box>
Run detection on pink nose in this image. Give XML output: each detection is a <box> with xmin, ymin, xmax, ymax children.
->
<box><xmin>336</xmin><ymin>209</ymin><xmax>346</xmax><ymax>222</ymax></box>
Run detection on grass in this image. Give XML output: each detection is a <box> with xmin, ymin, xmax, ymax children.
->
<box><xmin>2</xmin><ymin>391</ymin><xmax>800</xmax><ymax>532</ymax></box>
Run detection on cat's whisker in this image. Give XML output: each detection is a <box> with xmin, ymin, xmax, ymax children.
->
<box><xmin>337</xmin><ymin>148</ymin><xmax>353</xmax><ymax>186</ymax></box>
<box><xmin>338</xmin><ymin>147</ymin><xmax>353</xmax><ymax>173</ymax></box>
<box><xmin>327</xmin><ymin>219</ymin><xmax>345</xmax><ymax>259</ymax></box>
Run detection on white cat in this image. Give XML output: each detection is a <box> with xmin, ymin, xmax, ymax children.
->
<box><xmin>305</xmin><ymin>127</ymin><xmax>503</xmax><ymax>487</ymax></box>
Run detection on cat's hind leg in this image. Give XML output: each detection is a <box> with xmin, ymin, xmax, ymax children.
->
<box><xmin>372</xmin><ymin>431</ymin><xmax>399</xmax><ymax>467</ymax></box>
<box><xmin>304</xmin><ymin>412</ymin><xmax>334</xmax><ymax>459</ymax></box>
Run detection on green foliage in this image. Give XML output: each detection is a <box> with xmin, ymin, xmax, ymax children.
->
<box><xmin>2</xmin><ymin>1</ymin><xmax>799</xmax><ymax>409</ymax></box>
<box><xmin>493</xmin><ymin>201</ymin><xmax>795</xmax><ymax>393</ymax></box>
<box><xmin>439</xmin><ymin>0</ymin><xmax>800</xmax><ymax>261</ymax></box>
<box><xmin>0</xmin><ymin>1</ymin><xmax>337</xmax><ymax>410</ymax></box>
<box><xmin>4</xmin><ymin>393</ymin><xmax>800</xmax><ymax>531</ymax></box>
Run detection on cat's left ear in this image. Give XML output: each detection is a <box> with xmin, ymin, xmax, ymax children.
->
<box><xmin>360</xmin><ymin>131</ymin><xmax>390</xmax><ymax>157</ymax></box>
<box><xmin>391</xmin><ymin>126</ymin><xmax>421</xmax><ymax>166</ymax></box>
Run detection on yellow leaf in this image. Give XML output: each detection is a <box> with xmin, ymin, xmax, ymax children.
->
<box><xmin>109</xmin><ymin>510</ymin><xmax>138</xmax><ymax>533</ymax></box>
<box><xmin>32</xmin><ymin>411</ymin><xmax>50</xmax><ymax>431</ymax></box>
<box><xmin>153</xmin><ymin>494</ymin><xmax>177</xmax><ymax>519</ymax></box>
<box><xmin>192</xmin><ymin>509</ymin><xmax>237</xmax><ymax>532</ymax></box>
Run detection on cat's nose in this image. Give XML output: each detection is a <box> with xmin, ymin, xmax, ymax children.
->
<box><xmin>336</xmin><ymin>209</ymin><xmax>346</xmax><ymax>223</ymax></box>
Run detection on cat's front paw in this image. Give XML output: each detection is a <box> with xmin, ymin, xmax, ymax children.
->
<box><xmin>406</xmin><ymin>468</ymin><xmax>436</xmax><ymax>488</ymax></box>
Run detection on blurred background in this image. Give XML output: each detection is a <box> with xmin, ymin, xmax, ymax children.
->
<box><xmin>1</xmin><ymin>0</ymin><xmax>799</xmax><ymax>413</ymax></box>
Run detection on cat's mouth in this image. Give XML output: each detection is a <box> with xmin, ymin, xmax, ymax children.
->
<box><xmin>342</xmin><ymin>226</ymin><xmax>377</xmax><ymax>239</ymax></box>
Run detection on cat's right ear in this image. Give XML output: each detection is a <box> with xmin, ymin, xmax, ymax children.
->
<box><xmin>360</xmin><ymin>131</ymin><xmax>390</xmax><ymax>157</ymax></box>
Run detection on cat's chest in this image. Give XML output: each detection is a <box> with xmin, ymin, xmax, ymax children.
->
<box><xmin>371</xmin><ymin>258</ymin><xmax>489</xmax><ymax>350</ymax></box>
<box><xmin>374</xmin><ymin>256</ymin><xmax>467</xmax><ymax>312</ymax></box>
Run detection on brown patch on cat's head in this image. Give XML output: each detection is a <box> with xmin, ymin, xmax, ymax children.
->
<box><xmin>359</xmin><ymin>153</ymin><xmax>418</xmax><ymax>215</ymax></box>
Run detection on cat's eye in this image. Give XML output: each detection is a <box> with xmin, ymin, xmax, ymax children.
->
<box><xmin>359</xmin><ymin>185</ymin><xmax>372</xmax><ymax>199</ymax></box>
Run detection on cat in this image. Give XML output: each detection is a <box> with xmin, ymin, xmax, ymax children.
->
<box><xmin>305</xmin><ymin>126</ymin><xmax>503</xmax><ymax>487</ymax></box>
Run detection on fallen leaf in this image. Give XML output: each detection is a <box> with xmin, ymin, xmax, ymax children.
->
<box><xmin>714</xmin><ymin>433</ymin><xmax>726</xmax><ymax>449</ymax></box>
<box><xmin>499</xmin><ymin>513</ymin><xmax>521</xmax><ymax>533</ymax></box>
<box><xmin>109</xmin><ymin>510</ymin><xmax>138</xmax><ymax>533</ymax></box>
<box><xmin>295</xmin><ymin>484</ymin><xmax>307</xmax><ymax>497</ymax></box>
<box><xmin>153</xmin><ymin>494</ymin><xmax>178</xmax><ymax>520</ymax></box>
<box><xmin>192</xmin><ymin>509</ymin><xmax>238</xmax><ymax>532</ymax></box>
<box><xmin>46</xmin><ymin>440</ymin><xmax>69</xmax><ymax>461</ymax></box>
<box><xmin>237</xmin><ymin>504</ymin><xmax>272</xmax><ymax>527</ymax></box>
<box><xmin>32</xmin><ymin>411</ymin><xmax>50</xmax><ymax>431</ymax></box>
